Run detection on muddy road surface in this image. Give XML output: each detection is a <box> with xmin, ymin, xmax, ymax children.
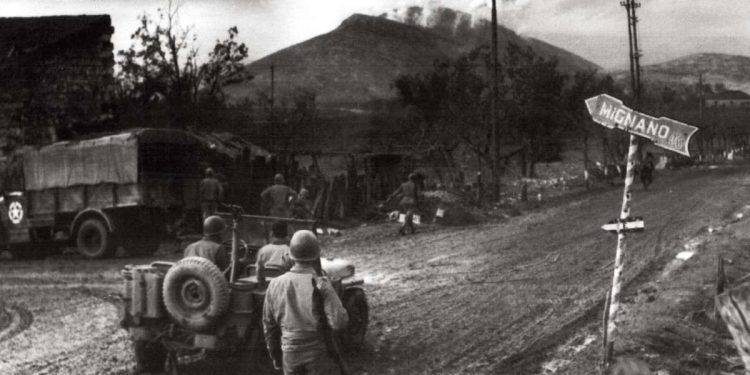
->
<box><xmin>1</xmin><ymin>166</ymin><xmax>749</xmax><ymax>375</ymax></box>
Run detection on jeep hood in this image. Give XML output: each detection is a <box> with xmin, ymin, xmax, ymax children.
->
<box><xmin>321</xmin><ymin>258</ymin><xmax>354</xmax><ymax>280</ymax></box>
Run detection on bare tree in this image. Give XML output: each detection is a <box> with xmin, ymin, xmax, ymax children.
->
<box><xmin>115</xmin><ymin>0</ymin><xmax>250</xmax><ymax>129</ymax></box>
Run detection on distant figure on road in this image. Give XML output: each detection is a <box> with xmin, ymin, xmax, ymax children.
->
<box><xmin>261</xmin><ymin>174</ymin><xmax>298</xmax><ymax>218</ymax></box>
<box><xmin>256</xmin><ymin>221</ymin><xmax>294</xmax><ymax>285</ymax></box>
<box><xmin>388</xmin><ymin>172</ymin><xmax>420</xmax><ymax>235</ymax></box>
<box><xmin>184</xmin><ymin>215</ymin><xmax>229</xmax><ymax>271</ymax></box>
<box><xmin>640</xmin><ymin>152</ymin><xmax>655</xmax><ymax>190</ymax></box>
<box><xmin>199</xmin><ymin>168</ymin><xmax>223</xmax><ymax>219</ymax></box>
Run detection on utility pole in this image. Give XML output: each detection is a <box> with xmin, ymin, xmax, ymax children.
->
<box><xmin>270</xmin><ymin>63</ymin><xmax>276</xmax><ymax>149</ymax></box>
<box><xmin>270</xmin><ymin>63</ymin><xmax>276</xmax><ymax>119</ymax></box>
<box><xmin>698</xmin><ymin>73</ymin><xmax>706</xmax><ymax>156</ymax></box>
<box><xmin>630</xmin><ymin>1</ymin><xmax>642</xmax><ymax>102</ymax></box>
<box><xmin>603</xmin><ymin>0</ymin><xmax>642</xmax><ymax>369</ymax></box>
<box><xmin>490</xmin><ymin>0</ymin><xmax>501</xmax><ymax>201</ymax></box>
<box><xmin>624</xmin><ymin>3</ymin><xmax>636</xmax><ymax>98</ymax></box>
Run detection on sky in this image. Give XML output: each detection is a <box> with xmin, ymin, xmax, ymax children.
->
<box><xmin>3</xmin><ymin>0</ymin><xmax>750</xmax><ymax>70</ymax></box>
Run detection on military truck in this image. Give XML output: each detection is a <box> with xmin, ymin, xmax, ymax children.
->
<box><xmin>119</xmin><ymin>213</ymin><xmax>369</xmax><ymax>373</ymax></box>
<box><xmin>0</xmin><ymin>128</ymin><xmax>218</xmax><ymax>259</ymax></box>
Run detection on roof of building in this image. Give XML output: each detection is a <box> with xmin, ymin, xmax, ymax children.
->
<box><xmin>0</xmin><ymin>15</ymin><xmax>113</xmax><ymax>61</ymax></box>
<box><xmin>195</xmin><ymin>131</ymin><xmax>272</xmax><ymax>159</ymax></box>
<box><xmin>708</xmin><ymin>90</ymin><xmax>750</xmax><ymax>101</ymax></box>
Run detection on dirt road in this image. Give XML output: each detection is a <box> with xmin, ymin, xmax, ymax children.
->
<box><xmin>1</xmin><ymin>165</ymin><xmax>749</xmax><ymax>375</ymax></box>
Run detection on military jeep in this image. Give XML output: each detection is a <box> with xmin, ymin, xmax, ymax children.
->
<box><xmin>118</xmin><ymin>213</ymin><xmax>368</xmax><ymax>373</ymax></box>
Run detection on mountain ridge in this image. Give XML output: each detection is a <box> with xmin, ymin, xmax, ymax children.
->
<box><xmin>611</xmin><ymin>53</ymin><xmax>750</xmax><ymax>94</ymax></box>
<box><xmin>223</xmin><ymin>10</ymin><xmax>600</xmax><ymax>107</ymax></box>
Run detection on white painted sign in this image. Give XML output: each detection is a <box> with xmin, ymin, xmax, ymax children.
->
<box><xmin>585</xmin><ymin>94</ymin><xmax>699</xmax><ymax>156</ymax></box>
<box><xmin>601</xmin><ymin>217</ymin><xmax>644</xmax><ymax>233</ymax></box>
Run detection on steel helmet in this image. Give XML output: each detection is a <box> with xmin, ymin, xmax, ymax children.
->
<box><xmin>299</xmin><ymin>188</ymin><xmax>310</xmax><ymax>199</ymax></box>
<box><xmin>203</xmin><ymin>215</ymin><xmax>226</xmax><ymax>236</ymax></box>
<box><xmin>271</xmin><ymin>221</ymin><xmax>288</xmax><ymax>239</ymax></box>
<box><xmin>289</xmin><ymin>230</ymin><xmax>320</xmax><ymax>262</ymax></box>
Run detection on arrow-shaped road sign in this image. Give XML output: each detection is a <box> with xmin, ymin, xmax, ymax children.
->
<box><xmin>601</xmin><ymin>217</ymin><xmax>645</xmax><ymax>233</ymax></box>
<box><xmin>585</xmin><ymin>94</ymin><xmax>699</xmax><ymax>156</ymax></box>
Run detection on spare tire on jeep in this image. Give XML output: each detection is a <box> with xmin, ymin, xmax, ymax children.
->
<box><xmin>163</xmin><ymin>256</ymin><xmax>230</xmax><ymax>332</ymax></box>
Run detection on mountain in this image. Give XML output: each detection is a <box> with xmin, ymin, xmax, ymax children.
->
<box><xmin>610</xmin><ymin>53</ymin><xmax>750</xmax><ymax>94</ymax></box>
<box><xmin>223</xmin><ymin>9</ymin><xmax>600</xmax><ymax>107</ymax></box>
<box><xmin>383</xmin><ymin>6</ymin><xmax>599</xmax><ymax>75</ymax></box>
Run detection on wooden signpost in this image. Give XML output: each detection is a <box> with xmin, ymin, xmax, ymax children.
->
<box><xmin>585</xmin><ymin>94</ymin><xmax>699</xmax><ymax>157</ymax></box>
<box><xmin>586</xmin><ymin>94</ymin><xmax>699</xmax><ymax>367</ymax></box>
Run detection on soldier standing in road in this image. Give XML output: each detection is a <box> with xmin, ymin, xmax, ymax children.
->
<box><xmin>263</xmin><ymin>230</ymin><xmax>348</xmax><ymax>375</ymax></box>
<box><xmin>261</xmin><ymin>173</ymin><xmax>298</xmax><ymax>218</ymax></box>
<box><xmin>255</xmin><ymin>221</ymin><xmax>294</xmax><ymax>284</ymax></box>
<box><xmin>199</xmin><ymin>168</ymin><xmax>223</xmax><ymax>219</ymax></box>
<box><xmin>388</xmin><ymin>172</ymin><xmax>420</xmax><ymax>235</ymax></box>
<box><xmin>640</xmin><ymin>152</ymin><xmax>655</xmax><ymax>190</ymax></box>
<box><xmin>183</xmin><ymin>215</ymin><xmax>229</xmax><ymax>271</ymax></box>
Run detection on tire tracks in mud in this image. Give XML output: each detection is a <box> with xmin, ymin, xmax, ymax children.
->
<box><xmin>0</xmin><ymin>301</ymin><xmax>33</xmax><ymax>343</ymax></box>
<box><xmin>494</xmin><ymin>168</ymin><xmax>747</xmax><ymax>374</ymax></box>
<box><xmin>494</xmin><ymin>213</ymin><xmax>674</xmax><ymax>373</ymax></box>
<box><xmin>11</xmin><ymin>329</ymin><xmax>132</xmax><ymax>375</ymax></box>
<box><xmin>346</xmin><ymin>167</ymin><xmax>750</xmax><ymax>375</ymax></box>
<box><xmin>0</xmin><ymin>273</ymin><xmax>126</xmax><ymax>375</ymax></box>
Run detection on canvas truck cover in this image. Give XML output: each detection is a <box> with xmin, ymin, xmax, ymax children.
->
<box><xmin>21</xmin><ymin>129</ymin><xmax>202</xmax><ymax>191</ymax></box>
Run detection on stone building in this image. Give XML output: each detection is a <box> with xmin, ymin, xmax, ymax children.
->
<box><xmin>0</xmin><ymin>15</ymin><xmax>115</xmax><ymax>153</ymax></box>
<box><xmin>705</xmin><ymin>90</ymin><xmax>750</xmax><ymax>108</ymax></box>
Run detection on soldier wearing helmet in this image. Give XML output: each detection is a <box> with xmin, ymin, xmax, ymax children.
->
<box><xmin>260</xmin><ymin>173</ymin><xmax>298</xmax><ymax>218</ymax></box>
<box><xmin>255</xmin><ymin>221</ymin><xmax>294</xmax><ymax>284</ymax></box>
<box><xmin>199</xmin><ymin>167</ymin><xmax>223</xmax><ymax>219</ymax></box>
<box><xmin>388</xmin><ymin>172</ymin><xmax>421</xmax><ymax>235</ymax></box>
<box><xmin>263</xmin><ymin>230</ymin><xmax>348</xmax><ymax>374</ymax></box>
<box><xmin>183</xmin><ymin>215</ymin><xmax>229</xmax><ymax>271</ymax></box>
<box><xmin>291</xmin><ymin>188</ymin><xmax>313</xmax><ymax>219</ymax></box>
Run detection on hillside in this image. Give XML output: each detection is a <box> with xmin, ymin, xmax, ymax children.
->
<box><xmin>610</xmin><ymin>53</ymin><xmax>750</xmax><ymax>94</ymax></box>
<box><xmin>224</xmin><ymin>9</ymin><xmax>600</xmax><ymax>107</ymax></box>
<box><xmin>386</xmin><ymin>6</ymin><xmax>600</xmax><ymax>76</ymax></box>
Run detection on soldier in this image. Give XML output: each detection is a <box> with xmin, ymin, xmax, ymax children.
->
<box><xmin>199</xmin><ymin>167</ymin><xmax>223</xmax><ymax>219</ymax></box>
<box><xmin>388</xmin><ymin>172</ymin><xmax>420</xmax><ymax>235</ymax></box>
<box><xmin>291</xmin><ymin>188</ymin><xmax>314</xmax><ymax>219</ymax></box>
<box><xmin>640</xmin><ymin>152</ymin><xmax>655</xmax><ymax>190</ymax></box>
<box><xmin>183</xmin><ymin>215</ymin><xmax>229</xmax><ymax>271</ymax></box>
<box><xmin>255</xmin><ymin>221</ymin><xmax>294</xmax><ymax>284</ymax></box>
<box><xmin>261</xmin><ymin>173</ymin><xmax>298</xmax><ymax>218</ymax></box>
<box><xmin>263</xmin><ymin>230</ymin><xmax>348</xmax><ymax>375</ymax></box>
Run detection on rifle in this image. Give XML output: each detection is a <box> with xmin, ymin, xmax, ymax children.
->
<box><xmin>311</xmin><ymin>272</ymin><xmax>350</xmax><ymax>375</ymax></box>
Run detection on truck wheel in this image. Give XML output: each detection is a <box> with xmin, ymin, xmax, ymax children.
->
<box><xmin>342</xmin><ymin>289</ymin><xmax>369</xmax><ymax>351</ymax></box>
<box><xmin>133</xmin><ymin>339</ymin><xmax>166</xmax><ymax>373</ymax></box>
<box><xmin>163</xmin><ymin>256</ymin><xmax>230</xmax><ymax>332</ymax></box>
<box><xmin>76</xmin><ymin>218</ymin><xmax>115</xmax><ymax>259</ymax></box>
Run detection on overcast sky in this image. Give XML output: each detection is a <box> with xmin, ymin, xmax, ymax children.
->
<box><xmin>3</xmin><ymin>0</ymin><xmax>750</xmax><ymax>70</ymax></box>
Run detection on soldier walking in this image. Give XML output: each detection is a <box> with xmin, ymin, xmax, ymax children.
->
<box><xmin>640</xmin><ymin>152</ymin><xmax>655</xmax><ymax>190</ymax></box>
<box><xmin>388</xmin><ymin>172</ymin><xmax>420</xmax><ymax>235</ymax></box>
<box><xmin>261</xmin><ymin>174</ymin><xmax>298</xmax><ymax>218</ymax></box>
<box><xmin>263</xmin><ymin>230</ymin><xmax>348</xmax><ymax>374</ymax></box>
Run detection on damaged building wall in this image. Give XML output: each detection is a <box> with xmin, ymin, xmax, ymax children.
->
<box><xmin>289</xmin><ymin>153</ymin><xmax>416</xmax><ymax>220</ymax></box>
<box><xmin>0</xmin><ymin>15</ymin><xmax>115</xmax><ymax>153</ymax></box>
